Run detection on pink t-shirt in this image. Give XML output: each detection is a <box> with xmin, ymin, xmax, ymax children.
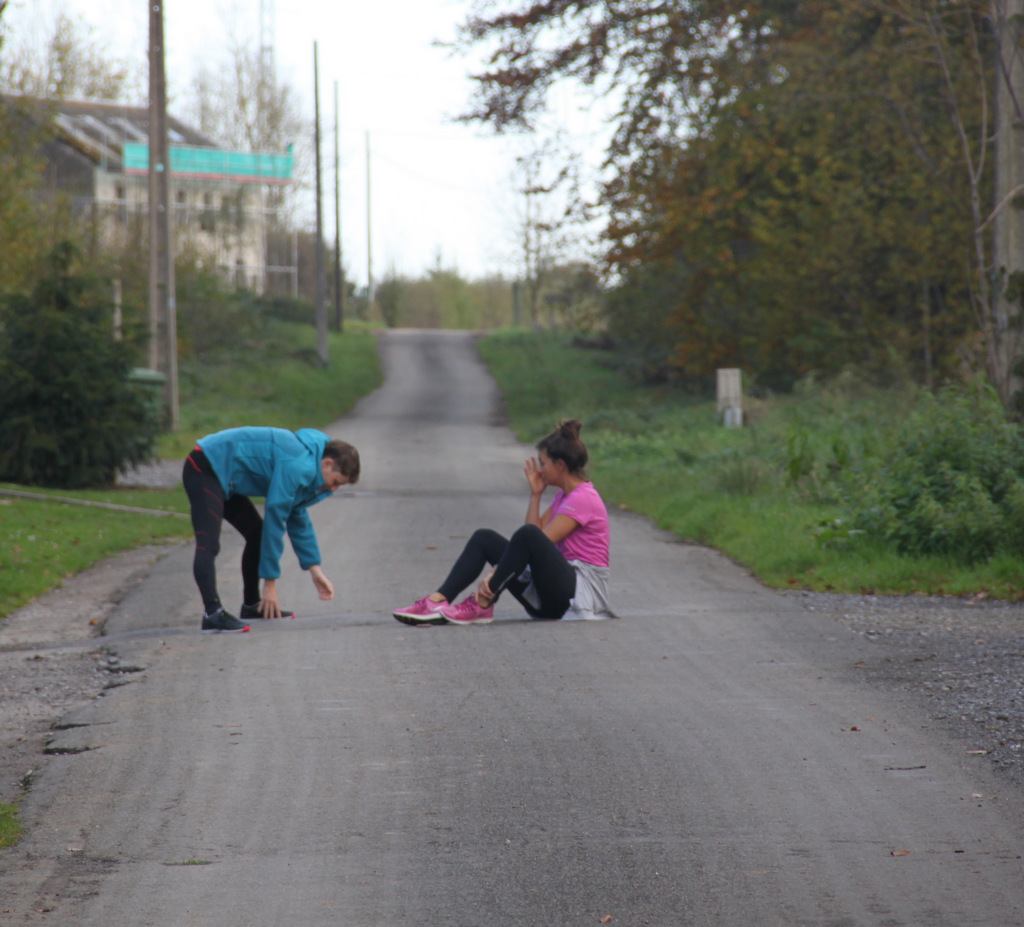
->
<box><xmin>549</xmin><ymin>482</ymin><xmax>610</xmax><ymax>567</ymax></box>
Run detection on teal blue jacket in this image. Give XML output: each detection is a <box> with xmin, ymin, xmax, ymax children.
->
<box><xmin>198</xmin><ymin>426</ymin><xmax>332</xmax><ymax>580</ymax></box>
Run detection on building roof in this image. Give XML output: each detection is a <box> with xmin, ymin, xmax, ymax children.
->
<box><xmin>16</xmin><ymin>96</ymin><xmax>218</xmax><ymax>167</ymax></box>
<box><xmin>4</xmin><ymin>94</ymin><xmax>292</xmax><ymax>184</ymax></box>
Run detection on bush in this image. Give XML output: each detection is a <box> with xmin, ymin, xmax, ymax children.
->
<box><xmin>260</xmin><ymin>292</ymin><xmax>317</xmax><ymax>327</ymax></box>
<box><xmin>0</xmin><ymin>242</ymin><xmax>158</xmax><ymax>488</ymax></box>
<box><xmin>176</xmin><ymin>272</ymin><xmax>262</xmax><ymax>359</ymax></box>
<box><xmin>846</xmin><ymin>385</ymin><xmax>1024</xmax><ymax>562</ymax></box>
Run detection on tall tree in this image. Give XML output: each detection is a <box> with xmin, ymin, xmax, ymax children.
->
<box><xmin>0</xmin><ymin>132</ymin><xmax>65</xmax><ymax>297</ymax></box>
<box><xmin>184</xmin><ymin>29</ymin><xmax>309</xmax><ymax>246</ymax></box>
<box><xmin>0</xmin><ymin>9</ymin><xmax>143</xmax><ymax>101</ymax></box>
<box><xmin>509</xmin><ymin>140</ymin><xmax>590</xmax><ymax>326</ymax></box>
<box><xmin>188</xmin><ymin>39</ymin><xmax>306</xmax><ymax>154</ymax></box>
<box><xmin>0</xmin><ymin>8</ymin><xmax>145</xmax><ymax>291</ymax></box>
<box><xmin>866</xmin><ymin>1</ymin><xmax>1024</xmax><ymax>405</ymax></box>
<box><xmin>0</xmin><ymin>26</ymin><xmax>46</xmax><ymax>292</ymax></box>
<box><xmin>989</xmin><ymin>0</ymin><xmax>1024</xmax><ymax>404</ymax></box>
<box><xmin>455</xmin><ymin>0</ymin><xmax>993</xmax><ymax>390</ymax></box>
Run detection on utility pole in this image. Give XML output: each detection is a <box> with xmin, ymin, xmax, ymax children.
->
<box><xmin>334</xmin><ymin>81</ymin><xmax>344</xmax><ymax>333</ymax></box>
<box><xmin>366</xmin><ymin>130</ymin><xmax>373</xmax><ymax>309</ymax></box>
<box><xmin>148</xmin><ymin>2</ymin><xmax>179</xmax><ymax>430</ymax></box>
<box><xmin>313</xmin><ymin>42</ymin><xmax>328</xmax><ymax>367</ymax></box>
<box><xmin>259</xmin><ymin>0</ymin><xmax>275</xmax><ymax>292</ymax></box>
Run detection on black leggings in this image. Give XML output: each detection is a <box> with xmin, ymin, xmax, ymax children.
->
<box><xmin>437</xmin><ymin>525</ymin><xmax>576</xmax><ymax>620</ymax></box>
<box><xmin>182</xmin><ymin>449</ymin><xmax>263</xmax><ymax>613</ymax></box>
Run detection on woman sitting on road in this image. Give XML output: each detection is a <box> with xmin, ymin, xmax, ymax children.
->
<box><xmin>392</xmin><ymin>419</ymin><xmax>613</xmax><ymax>626</ymax></box>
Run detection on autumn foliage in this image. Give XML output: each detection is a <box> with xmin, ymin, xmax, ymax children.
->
<box><xmin>456</xmin><ymin>1</ymin><xmax>994</xmax><ymax>390</ymax></box>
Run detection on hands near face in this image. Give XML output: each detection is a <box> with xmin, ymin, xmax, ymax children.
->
<box><xmin>524</xmin><ymin>456</ymin><xmax>545</xmax><ymax>496</ymax></box>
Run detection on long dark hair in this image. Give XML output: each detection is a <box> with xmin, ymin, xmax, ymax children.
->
<box><xmin>537</xmin><ymin>419</ymin><xmax>588</xmax><ymax>476</ymax></box>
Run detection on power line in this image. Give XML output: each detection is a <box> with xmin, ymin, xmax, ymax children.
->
<box><xmin>369</xmin><ymin>148</ymin><xmax>497</xmax><ymax>195</ymax></box>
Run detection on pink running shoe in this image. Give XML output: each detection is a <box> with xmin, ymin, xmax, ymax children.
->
<box><xmin>440</xmin><ymin>596</ymin><xmax>494</xmax><ymax>625</ymax></box>
<box><xmin>393</xmin><ymin>597</ymin><xmax>448</xmax><ymax>626</ymax></box>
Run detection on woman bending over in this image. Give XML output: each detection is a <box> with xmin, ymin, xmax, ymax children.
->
<box><xmin>392</xmin><ymin>419</ymin><xmax>613</xmax><ymax>626</ymax></box>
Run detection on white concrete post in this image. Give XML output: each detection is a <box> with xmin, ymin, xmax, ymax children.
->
<box><xmin>717</xmin><ymin>368</ymin><xmax>743</xmax><ymax>427</ymax></box>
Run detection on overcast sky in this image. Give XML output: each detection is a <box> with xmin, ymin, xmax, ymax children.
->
<box><xmin>2</xmin><ymin>0</ymin><xmax>611</xmax><ymax>284</ymax></box>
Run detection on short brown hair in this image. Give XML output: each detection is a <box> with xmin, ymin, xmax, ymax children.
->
<box><xmin>323</xmin><ymin>439</ymin><xmax>360</xmax><ymax>483</ymax></box>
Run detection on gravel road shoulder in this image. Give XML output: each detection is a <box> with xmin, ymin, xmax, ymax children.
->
<box><xmin>0</xmin><ymin>542</ymin><xmax>183</xmax><ymax>806</ymax></box>
<box><xmin>788</xmin><ymin>589</ymin><xmax>1024</xmax><ymax>790</ymax></box>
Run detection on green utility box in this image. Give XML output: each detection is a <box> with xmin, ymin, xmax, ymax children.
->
<box><xmin>127</xmin><ymin>367</ymin><xmax>167</xmax><ymax>428</ymax></box>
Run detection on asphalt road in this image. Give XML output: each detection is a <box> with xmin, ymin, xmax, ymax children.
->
<box><xmin>1</xmin><ymin>329</ymin><xmax>1023</xmax><ymax>926</ymax></box>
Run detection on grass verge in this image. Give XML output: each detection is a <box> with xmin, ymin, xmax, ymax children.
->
<box><xmin>478</xmin><ymin>329</ymin><xmax>1024</xmax><ymax>600</ymax></box>
<box><xmin>1</xmin><ymin>485</ymin><xmax>192</xmax><ymax>618</ymax></box>
<box><xmin>0</xmin><ymin>801</ymin><xmax>20</xmax><ymax>849</ymax></box>
<box><xmin>158</xmin><ymin>322</ymin><xmax>382</xmax><ymax>457</ymax></box>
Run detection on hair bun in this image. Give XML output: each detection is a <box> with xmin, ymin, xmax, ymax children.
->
<box><xmin>558</xmin><ymin>418</ymin><xmax>582</xmax><ymax>440</ymax></box>
<box><xmin>538</xmin><ymin>418</ymin><xmax>588</xmax><ymax>475</ymax></box>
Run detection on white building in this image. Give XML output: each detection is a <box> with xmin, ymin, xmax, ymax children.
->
<box><xmin>11</xmin><ymin>95</ymin><xmax>295</xmax><ymax>293</ymax></box>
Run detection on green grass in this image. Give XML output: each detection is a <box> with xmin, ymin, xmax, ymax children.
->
<box><xmin>0</xmin><ymin>801</ymin><xmax>21</xmax><ymax>849</ymax></box>
<box><xmin>158</xmin><ymin>322</ymin><xmax>382</xmax><ymax>457</ymax></box>
<box><xmin>0</xmin><ymin>486</ymin><xmax>193</xmax><ymax>618</ymax></box>
<box><xmin>479</xmin><ymin>329</ymin><xmax>1024</xmax><ymax>600</ymax></box>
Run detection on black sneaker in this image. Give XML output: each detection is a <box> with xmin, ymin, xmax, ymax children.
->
<box><xmin>201</xmin><ymin>608</ymin><xmax>250</xmax><ymax>633</ymax></box>
<box><xmin>239</xmin><ymin>603</ymin><xmax>296</xmax><ymax>620</ymax></box>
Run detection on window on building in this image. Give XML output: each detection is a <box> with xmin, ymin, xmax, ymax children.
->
<box><xmin>200</xmin><ymin>192</ymin><xmax>215</xmax><ymax>232</ymax></box>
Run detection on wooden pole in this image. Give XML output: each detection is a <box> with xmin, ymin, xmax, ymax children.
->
<box><xmin>366</xmin><ymin>130</ymin><xmax>373</xmax><ymax>309</ymax></box>
<box><xmin>334</xmin><ymin>80</ymin><xmax>344</xmax><ymax>333</ymax></box>
<box><xmin>313</xmin><ymin>42</ymin><xmax>328</xmax><ymax>366</ymax></box>
<box><xmin>148</xmin><ymin>2</ymin><xmax>179</xmax><ymax>430</ymax></box>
